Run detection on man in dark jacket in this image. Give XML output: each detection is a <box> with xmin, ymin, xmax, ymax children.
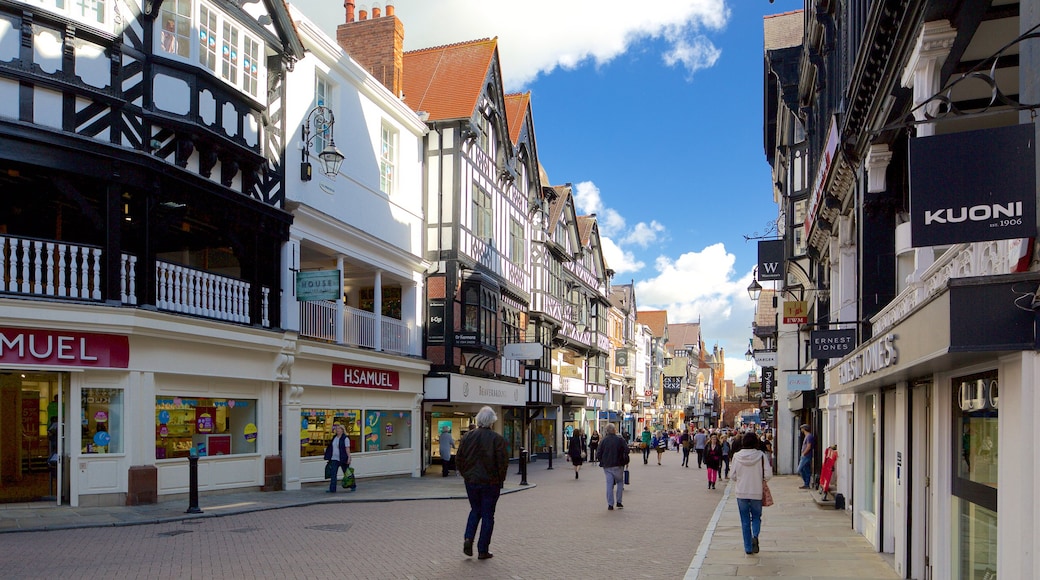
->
<box><xmin>456</xmin><ymin>406</ymin><xmax>509</xmax><ymax>560</ymax></box>
<box><xmin>597</xmin><ymin>423</ymin><xmax>630</xmax><ymax>510</ymax></box>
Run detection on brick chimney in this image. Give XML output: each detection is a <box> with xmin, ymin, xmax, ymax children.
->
<box><xmin>337</xmin><ymin>2</ymin><xmax>403</xmax><ymax>97</ymax></box>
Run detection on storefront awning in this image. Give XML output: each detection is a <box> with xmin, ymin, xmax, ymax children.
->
<box><xmin>829</xmin><ymin>273</ymin><xmax>1039</xmax><ymax>394</ymax></box>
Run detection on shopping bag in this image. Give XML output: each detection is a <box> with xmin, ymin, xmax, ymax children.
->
<box><xmin>623</xmin><ymin>469</ymin><xmax>630</xmax><ymax>485</ymax></box>
<box><xmin>324</xmin><ymin>460</ymin><xmax>336</xmax><ymax>480</ymax></box>
<box><xmin>762</xmin><ymin>480</ymin><xmax>774</xmax><ymax>507</ymax></box>
<box><xmin>342</xmin><ymin>466</ymin><xmax>356</xmax><ymax>489</ymax></box>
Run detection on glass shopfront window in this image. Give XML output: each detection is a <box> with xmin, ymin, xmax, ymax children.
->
<box><xmin>81</xmin><ymin>388</ymin><xmax>123</xmax><ymax>454</ymax></box>
<box><xmin>952</xmin><ymin>370</ymin><xmax>998</xmax><ymax>579</ymax></box>
<box><xmin>155</xmin><ymin>397</ymin><xmax>257</xmax><ymax>459</ymax></box>
<box><xmin>301</xmin><ymin>408</ymin><xmax>411</xmax><ymax>457</ymax></box>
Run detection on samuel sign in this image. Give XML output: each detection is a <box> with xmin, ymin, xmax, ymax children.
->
<box><xmin>910</xmin><ymin>123</ymin><xmax>1036</xmax><ymax>247</ymax></box>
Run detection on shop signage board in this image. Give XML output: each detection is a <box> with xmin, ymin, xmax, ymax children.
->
<box><xmin>910</xmin><ymin>123</ymin><xmax>1036</xmax><ymax>246</ymax></box>
<box><xmin>754</xmin><ymin>350</ymin><xmax>777</xmax><ymax>367</ymax></box>
<box><xmin>503</xmin><ymin>342</ymin><xmax>542</xmax><ymax>360</ymax></box>
<box><xmin>810</xmin><ymin>329</ymin><xmax>857</xmax><ymax>359</ymax></box>
<box><xmin>761</xmin><ymin>367</ymin><xmax>775</xmax><ymax>398</ymax></box>
<box><xmin>663</xmin><ymin>376</ymin><xmax>682</xmax><ymax>393</ymax></box>
<box><xmin>296</xmin><ymin>270</ymin><xmax>340</xmax><ymax>301</ymax></box>
<box><xmin>783</xmin><ymin>301</ymin><xmax>808</xmax><ymax>324</ymax></box>
<box><xmin>332</xmin><ymin>364</ymin><xmax>400</xmax><ymax>390</ymax></box>
<box><xmin>0</xmin><ymin>327</ymin><xmax>129</xmax><ymax>368</ymax></box>
<box><xmin>757</xmin><ymin>240</ymin><xmax>785</xmax><ymax>281</ymax></box>
<box><xmin>787</xmin><ymin>373</ymin><xmax>813</xmax><ymax>391</ymax></box>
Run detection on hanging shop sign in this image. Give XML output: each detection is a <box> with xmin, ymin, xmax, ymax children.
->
<box><xmin>757</xmin><ymin>240</ymin><xmax>785</xmax><ymax>281</ymax></box>
<box><xmin>805</xmin><ymin>115</ymin><xmax>840</xmax><ymax>239</ymax></box>
<box><xmin>296</xmin><ymin>270</ymin><xmax>341</xmax><ymax>301</ymax></box>
<box><xmin>787</xmin><ymin>373</ymin><xmax>813</xmax><ymax>391</ymax></box>
<box><xmin>332</xmin><ymin>364</ymin><xmax>400</xmax><ymax>390</ymax></box>
<box><xmin>761</xmin><ymin>367</ymin><xmax>775</xmax><ymax>399</ymax></box>
<box><xmin>783</xmin><ymin>301</ymin><xmax>808</xmax><ymax>324</ymax></box>
<box><xmin>754</xmin><ymin>350</ymin><xmax>777</xmax><ymax>367</ymax></box>
<box><xmin>910</xmin><ymin>123</ymin><xmax>1036</xmax><ymax>247</ymax></box>
<box><xmin>0</xmin><ymin>327</ymin><xmax>129</xmax><ymax>368</ymax></box>
<box><xmin>809</xmin><ymin>329</ymin><xmax>857</xmax><ymax>359</ymax></box>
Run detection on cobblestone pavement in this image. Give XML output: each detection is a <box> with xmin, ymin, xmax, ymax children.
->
<box><xmin>0</xmin><ymin>452</ymin><xmax>716</xmax><ymax>578</ymax></box>
<box><xmin>0</xmin><ymin>450</ymin><xmax>898</xmax><ymax>579</ymax></box>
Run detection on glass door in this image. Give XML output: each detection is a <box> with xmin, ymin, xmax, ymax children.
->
<box><xmin>0</xmin><ymin>372</ymin><xmax>65</xmax><ymax>504</ymax></box>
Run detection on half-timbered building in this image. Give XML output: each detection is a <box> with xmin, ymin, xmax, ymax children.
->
<box><xmin>0</xmin><ymin>0</ymin><xmax>303</xmax><ymax>505</ymax></box>
<box><xmin>402</xmin><ymin>37</ymin><xmax>540</xmax><ymax>462</ymax></box>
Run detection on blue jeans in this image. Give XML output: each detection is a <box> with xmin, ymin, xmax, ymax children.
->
<box><xmin>328</xmin><ymin>460</ymin><xmax>352</xmax><ymax>492</ymax></box>
<box><xmin>736</xmin><ymin>498</ymin><xmax>763</xmax><ymax>553</ymax></box>
<box><xmin>603</xmin><ymin>466</ymin><xmax>624</xmax><ymax>506</ymax></box>
<box><xmin>464</xmin><ymin>482</ymin><xmax>501</xmax><ymax>554</ymax></box>
<box><xmin>798</xmin><ymin>455</ymin><xmax>812</xmax><ymax>487</ymax></box>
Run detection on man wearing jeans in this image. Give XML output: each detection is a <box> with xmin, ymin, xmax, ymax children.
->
<box><xmin>597</xmin><ymin>423</ymin><xmax>630</xmax><ymax>510</ymax></box>
<box><xmin>797</xmin><ymin>424</ymin><xmax>815</xmax><ymax>489</ymax></box>
<box><xmin>456</xmin><ymin>406</ymin><xmax>509</xmax><ymax>560</ymax></box>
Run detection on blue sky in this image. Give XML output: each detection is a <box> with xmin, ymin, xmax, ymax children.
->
<box><xmin>291</xmin><ymin>0</ymin><xmax>804</xmax><ymax>380</ymax></box>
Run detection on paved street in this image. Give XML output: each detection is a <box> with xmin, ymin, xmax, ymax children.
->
<box><xmin>0</xmin><ymin>450</ymin><xmax>898</xmax><ymax>579</ymax></box>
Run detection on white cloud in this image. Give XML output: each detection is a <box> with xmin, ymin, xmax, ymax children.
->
<box><xmin>622</xmin><ymin>220</ymin><xmax>665</xmax><ymax>248</ymax></box>
<box><xmin>291</xmin><ymin>0</ymin><xmax>731</xmax><ymax>90</ymax></box>
<box><xmin>634</xmin><ymin>244</ymin><xmax>757</xmax><ymax>381</ymax></box>
<box><xmin>600</xmin><ymin>237</ymin><xmax>644</xmax><ymax>275</ymax></box>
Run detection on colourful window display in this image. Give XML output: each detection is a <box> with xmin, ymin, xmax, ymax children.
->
<box><xmin>301</xmin><ymin>408</ymin><xmax>411</xmax><ymax>457</ymax></box>
<box><xmin>155</xmin><ymin>397</ymin><xmax>256</xmax><ymax>459</ymax></box>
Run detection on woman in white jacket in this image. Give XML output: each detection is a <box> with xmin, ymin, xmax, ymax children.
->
<box><xmin>730</xmin><ymin>432</ymin><xmax>772</xmax><ymax>555</ymax></box>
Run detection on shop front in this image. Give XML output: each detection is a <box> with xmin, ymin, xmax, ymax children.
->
<box><xmin>284</xmin><ymin>348</ymin><xmax>428</xmax><ymax>489</ymax></box>
<box><xmin>422</xmin><ymin>373</ymin><xmax>526</xmax><ymax>469</ymax></box>
<box><xmin>827</xmin><ymin>274</ymin><xmax>1038</xmax><ymax>579</ymax></box>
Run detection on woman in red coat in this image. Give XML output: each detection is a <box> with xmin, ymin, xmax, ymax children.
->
<box><xmin>703</xmin><ymin>432</ymin><xmax>723</xmax><ymax>489</ymax></box>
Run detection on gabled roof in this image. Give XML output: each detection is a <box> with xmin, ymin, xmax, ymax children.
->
<box><xmin>504</xmin><ymin>92</ymin><xmax>530</xmax><ymax>145</ymax></box>
<box><xmin>637</xmin><ymin>310</ymin><xmax>668</xmax><ymax>338</ymax></box>
<box><xmin>666</xmin><ymin>322</ymin><xmax>700</xmax><ymax>351</ymax></box>
<box><xmin>576</xmin><ymin>215</ymin><xmax>596</xmax><ymax>246</ymax></box>
<box><xmin>266</xmin><ymin>0</ymin><xmax>305</xmax><ymax>59</ymax></box>
<box><xmin>763</xmin><ymin>10</ymin><xmax>803</xmax><ymax>51</ymax></box>
<box><xmin>402</xmin><ymin>38</ymin><xmax>497</xmax><ymax>120</ymax></box>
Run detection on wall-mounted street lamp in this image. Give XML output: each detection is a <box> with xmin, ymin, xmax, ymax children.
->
<box><xmin>745</xmin><ymin>338</ymin><xmax>754</xmax><ymax>361</ymax></box>
<box><xmin>747</xmin><ymin>278</ymin><xmax>763</xmax><ymax>302</ymax></box>
<box><xmin>301</xmin><ymin>105</ymin><xmax>345</xmax><ymax>181</ymax></box>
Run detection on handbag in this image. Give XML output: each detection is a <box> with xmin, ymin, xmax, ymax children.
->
<box><xmin>324</xmin><ymin>460</ymin><xmax>336</xmax><ymax>480</ymax></box>
<box><xmin>761</xmin><ymin>456</ymin><xmax>774</xmax><ymax>507</ymax></box>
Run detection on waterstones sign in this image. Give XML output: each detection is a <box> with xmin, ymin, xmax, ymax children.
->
<box><xmin>838</xmin><ymin>334</ymin><xmax>899</xmax><ymax>385</ymax></box>
<box><xmin>910</xmin><ymin>124</ymin><xmax>1036</xmax><ymax>247</ymax></box>
<box><xmin>757</xmin><ymin>240</ymin><xmax>784</xmax><ymax>281</ymax></box>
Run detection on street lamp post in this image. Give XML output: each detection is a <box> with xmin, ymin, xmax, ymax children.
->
<box><xmin>301</xmin><ymin>105</ymin><xmax>345</xmax><ymax>181</ymax></box>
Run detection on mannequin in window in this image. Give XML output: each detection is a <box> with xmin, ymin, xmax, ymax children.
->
<box><xmin>161</xmin><ymin>17</ymin><xmax>178</xmax><ymax>54</ymax></box>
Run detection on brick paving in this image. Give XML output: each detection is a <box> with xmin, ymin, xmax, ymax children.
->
<box><xmin>0</xmin><ymin>450</ymin><xmax>898</xmax><ymax>579</ymax></box>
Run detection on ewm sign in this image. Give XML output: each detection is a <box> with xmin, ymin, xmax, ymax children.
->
<box><xmin>910</xmin><ymin>124</ymin><xmax>1036</xmax><ymax>247</ymax></box>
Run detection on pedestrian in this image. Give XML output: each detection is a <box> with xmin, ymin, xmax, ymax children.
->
<box><xmin>693</xmin><ymin>428</ymin><xmax>707</xmax><ymax>468</ymax></box>
<box><xmin>798</xmin><ymin>424</ymin><xmax>815</xmax><ymax>489</ymax></box>
<box><xmin>680</xmin><ymin>429</ymin><xmax>692</xmax><ymax>467</ymax></box>
<box><xmin>640</xmin><ymin>426</ymin><xmax>652</xmax><ymax>464</ymax></box>
<box><xmin>456</xmin><ymin>406</ymin><xmax>509</xmax><ymax>560</ymax></box>
<box><xmin>704</xmin><ymin>432</ymin><xmax>723</xmax><ymax>489</ymax></box>
<box><xmin>653</xmin><ymin>430</ymin><xmax>668</xmax><ymax>465</ymax></box>
<box><xmin>439</xmin><ymin>425</ymin><xmax>455</xmax><ymax>477</ymax></box>
<box><xmin>597</xmin><ymin>423</ymin><xmax>630</xmax><ymax>510</ymax></box>
<box><xmin>731</xmin><ymin>432</ymin><xmax>772</xmax><ymax>555</ymax></box>
<box><xmin>323</xmin><ymin>424</ymin><xmax>354</xmax><ymax>493</ymax></box>
<box><xmin>568</xmin><ymin>428</ymin><xmax>586</xmax><ymax>479</ymax></box>
<box><xmin>588</xmin><ymin>430</ymin><xmax>600</xmax><ymax>463</ymax></box>
<box><xmin>720</xmin><ymin>433</ymin><xmax>732</xmax><ymax>479</ymax></box>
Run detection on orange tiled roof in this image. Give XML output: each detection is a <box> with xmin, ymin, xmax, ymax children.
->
<box><xmin>666</xmin><ymin>322</ymin><xmax>700</xmax><ymax>351</ymax></box>
<box><xmin>402</xmin><ymin>38</ymin><xmax>497</xmax><ymax>121</ymax></box>
<box><xmin>504</xmin><ymin>92</ymin><xmax>530</xmax><ymax>145</ymax></box>
<box><xmin>576</xmin><ymin>215</ymin><xmax>595</xmax><ymax>246</ymax></box>
<box><xmin>637</xmin><ymin>310</ymin><xmax>668</xmax><ymax>338</ymax></box>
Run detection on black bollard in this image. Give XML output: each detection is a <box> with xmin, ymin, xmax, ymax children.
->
<box><xmin>519</xmin><ymin>448</ymin><xmax>529</xmax><ymax>485</ymax></box>
<box><xmin>547</xmin><ymin>445</ymin><xmax>553</xmax><ymax>470</ymax></box>
<box><xmin>186</xmin><ymin>450</ymin><xmax>203</xmax><ymax>514</ymax></box>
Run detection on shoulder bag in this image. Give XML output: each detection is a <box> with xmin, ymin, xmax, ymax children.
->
<box><xmin>761</xmin><ymin>455</ymin><xmax>774</xmax><ymax>507</ymax></box>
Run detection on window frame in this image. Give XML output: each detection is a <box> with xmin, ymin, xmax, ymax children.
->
<box><xmin>472</xmin><ymin>185</ymin><xmax>493</xmax><ymax>242</ymax></box>
<box><xmin>509</xmin><ymin>218</ymin><xmax>524</xmax><ymax>263</ymax></box>
<box><xmin>380</xmin><ymin>123</ymin><xmax>397</xmax><ymax>195</ymax></box>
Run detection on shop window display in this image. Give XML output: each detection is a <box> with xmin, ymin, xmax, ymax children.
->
<box><xmin>155</xmin><ymin>397</ymin><xmax>256</xmax><ymax>459</ymax></box>
<box><xmin>300</xmin><ymin>408</ymin><xmax>411</xmax><ymax>456</ymax></box>
<box><xmin>81</xmin><ymin>388</ymin><xmax>123</xmax><ymax>454</ymax></box>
